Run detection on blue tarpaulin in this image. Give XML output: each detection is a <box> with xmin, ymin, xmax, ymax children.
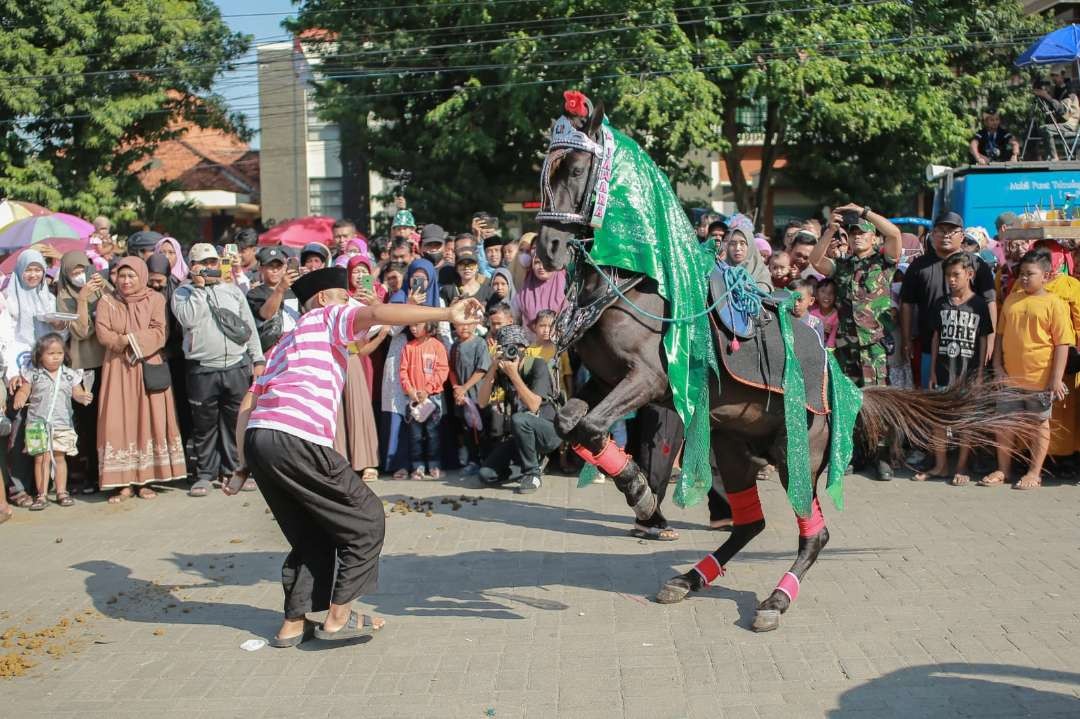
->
<box><xmin>1016</xmin><ymin>25</ymin><xmax>1080</xmax><ymax>67</ymax></box>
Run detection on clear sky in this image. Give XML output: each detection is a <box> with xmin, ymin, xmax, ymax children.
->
<box><xmin>215</xmin><ymin>0</ymin><xmax>300</xmax><ymax>149</ymax></box>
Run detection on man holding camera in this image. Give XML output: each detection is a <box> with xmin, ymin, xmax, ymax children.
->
<box><xmin>476</xmin><ymin>324</ymin><xmax>561</xmax><ymax>494</ymax></box>
<box><xmin>173</xmin><ymin>243</ymin><xmax>265</xmax><ymax>497</ymax></box>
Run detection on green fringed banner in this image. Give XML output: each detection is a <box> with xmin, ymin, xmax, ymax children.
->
<box><xmin>774</xmin><ymin>293</ymin><xmax>813</xmax><ymax>517</ymax></box>
<box><xmin>825</xmin><ymin>352</ymin><xmax>862</xmax><ymax>510</ymax></box>
<box><xmin>589</xmin><ymin>122</ymin><xmax>716</xmax><ymax>508</ymax></box>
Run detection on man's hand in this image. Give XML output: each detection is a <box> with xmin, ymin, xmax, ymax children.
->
<box><xmin>448</xmin><ymin>298</ymin><xmax>483</xmax><ymax>325</ymax></box>
<box><xmin>191</xmin><ymin>273</ymin><xmax>206</xmax><ymax>289</ymax></box>
<box><xmin>975</xmin><ymin>155</ymin><xmax>989</xmax><ymax>165</ymax></box>
<box><xmin>1049</xmin><ymin>379</ymin><xmax>1069</xmax><ymax>402</ymax></box>
<box><xmin>453</xmin><ymin>386</ymin><xmax>466</xmax><ymax>405</ymax></box>
<box><xmin>498</xmin><ymin>359</ymin><xmax>519</xmax><ymax>377</ymax></box>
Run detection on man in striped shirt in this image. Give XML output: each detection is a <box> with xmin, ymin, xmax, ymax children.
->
<box><xmin>231</xmin><ymin>267</ymin><xmax>482</xmax><ymax>647</ymax></box>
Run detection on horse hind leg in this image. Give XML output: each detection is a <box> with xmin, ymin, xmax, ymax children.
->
<box><xmin>657</xmin><ymin>437</ymin><xmax>764</xmax><ymax>604</ymax></box>
<box><xmin>566</xmin><ymin>368</ymin><xmax>666</xmax><ymax>521</ymax></box>
<box><xmin>752</xmin><ymin>415</ymin><xmax>831</xmax><ymax>632</ymax></box>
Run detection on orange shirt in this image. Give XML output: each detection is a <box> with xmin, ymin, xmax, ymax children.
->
<box><xmin>999</xmin><ymin>290</ymin><xmax>1075</xmax><ymax>390</ymax></box>
<box><xmin>399</xmin><ymin>336</ymin><xmax>449</xmax><ymax>396</ymax></box>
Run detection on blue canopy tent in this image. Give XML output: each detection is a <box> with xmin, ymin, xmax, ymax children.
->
<box><xmin>1015</xmin><ymin>25</ymin><xmax>1080</xmax><ymax>161</ymax></box>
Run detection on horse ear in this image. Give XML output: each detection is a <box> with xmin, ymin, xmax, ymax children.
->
<box><xmin>586</xmin><ymin>100</ymin><xmax>605</xmax><ymax>137</ymax></box>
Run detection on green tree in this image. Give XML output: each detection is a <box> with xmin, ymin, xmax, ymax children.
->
<box><xmin>0</xmin><ymin>1</ymin><xmax>249</xmax><ymax>219</ymax></box>
<box><xmin>294</xmin><ymin>0</ymin><xmax>1048</xmax><ymax>228</ymax></box>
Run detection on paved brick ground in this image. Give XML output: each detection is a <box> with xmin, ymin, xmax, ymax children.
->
<box><xmin>1</xmin><ymin>469</ymin><xmax>1078</xmax><ymax>718</ymax></box>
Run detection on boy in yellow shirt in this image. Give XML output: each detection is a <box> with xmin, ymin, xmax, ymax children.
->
<box><xmin>524</xmin><ymin>310</ymin><xmax>573</xmax><ymax>400</ymax></box>
<box><xmin>983</xmin><ymin>249</ymin><xmax>1075</xmax><ymax>490</ymax></box>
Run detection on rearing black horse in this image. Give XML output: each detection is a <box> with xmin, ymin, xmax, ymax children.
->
<box><xmin>534</xmin><ymin>94</ymin><xmax>1040</xmax><ymax>632</ymax></box>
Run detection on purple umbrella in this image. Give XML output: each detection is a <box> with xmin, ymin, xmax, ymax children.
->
<box><xmin>0</xmin><ymin>215</ymin><xmax>81</xmax><ymax>250</ymax></box>
<box><xmin>51</xmin><ymin>212</ymin><xmax>95</xmax><ymax>239</ymax></box>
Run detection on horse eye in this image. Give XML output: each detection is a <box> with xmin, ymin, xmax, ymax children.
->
<box><xmin>571</xmin><ymin>166</ymin><xmax>585</xmax><ymax>178</ymax></box>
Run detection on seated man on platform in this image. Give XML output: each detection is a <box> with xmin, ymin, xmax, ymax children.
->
<box><xmin>476</xmin><ymin>324</ymin><xmax>561</xmax><ymax>495</ymax></box>
<box><xmin>970</xmin><ymin>109</ymin><xmax>1020</xmax><ymax>164</ymax></box>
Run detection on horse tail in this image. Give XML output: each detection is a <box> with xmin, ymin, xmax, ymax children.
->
<box><xmin>857</xmin><ymin>382</ymin><xmax>1045</xmax><ymax>455</ymax></box>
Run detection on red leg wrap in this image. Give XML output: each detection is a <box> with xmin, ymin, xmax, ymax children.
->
<box><xmin>692</xmin><ymin>555</ymin><xmax>725</xmax><ymax>586</ymax></box>
<box><xmin>796</xmin><ymin>498</ymin><xmax>825</xmax><ymax>538</ymax></box>
<box><xmin>573</xmin><ymin>437</ymin><xmax>630</xmax><ymax>477</ymax></box>
<box><xmin>728</xmin><ymin>485</ymin><xmax>764</xmax><ymax>525</ymax></box>
<box><xmin>775</xmin><ymin>571</ymin><xmax>800</xmax><ymax>602</ymax></box>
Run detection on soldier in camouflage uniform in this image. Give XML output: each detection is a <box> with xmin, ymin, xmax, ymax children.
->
<box><xmin>809</xmin><ymin>203</ymin><xmax>903</xmax><ymax>479</ymax></box>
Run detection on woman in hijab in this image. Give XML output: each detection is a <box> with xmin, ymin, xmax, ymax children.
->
<box><xmin>333</xmin><ymin>257</ymin><xmax>389</xmax><ymax>480</ymax></box>
<box><xmin>721</xmin><ymin>213</ymin><xmax>773</xmax><ymax>292</ymax></box>
<box><xmin>95</xmin><ymin>257</ymin><xmax>186</xmax><ymax>502</ymax></box>
<box><xmin>154</xmin><ymin>236</ymin><xmax>189</xmax><ymax>283</ymax></box>
<box><xmin>146</xmin><ymin>252</ymin><xmax>192</xmax><ymax>464</ymax></box>
<box><xmin>513</xmin><ymin>254</ymin><xmax>568</xmax><ymax>340</ymax></box>
<box><xmin>55</xmin><ymin>251</ymin><xmax>111</xmax><ymax>493</ymax></box>
<box><xmin>379</xmin><ymin>259</ymin><xmax>451</xmax><ymax>478</ymax></box>
<box><xmin>4</xmin><ymin>249</ymin><xmax>60</xmax><ymax>506</ymax></box>
<box><xmin>487</xmin><ymin>267</ymin><xmax>517</xmax><ymax>315</ymax></box>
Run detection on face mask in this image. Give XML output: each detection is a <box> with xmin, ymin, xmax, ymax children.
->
<box><xmin>424</xmin><ymin>251</ymin><xmax>444</xmax><ymax>265</ymax></box>
<box><xmin>70</xmin><ymin>273</ymin><xmax>87</xmax><ymax>288</ymax></box>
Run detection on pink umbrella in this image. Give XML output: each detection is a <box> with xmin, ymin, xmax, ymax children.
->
<box><xmin>51</xmin><ymin>212</ymin><xmax>95</xmax><ymax>238</ymax></box>
<box><xmin>258</xmin><ymin>216</ymin><xmax>336</xmax><ymax>248</ymax></box>
<box><xmin>0</xmin><ymin>238</ymin><xmax>90</xmax><ymax>274</ymax></box>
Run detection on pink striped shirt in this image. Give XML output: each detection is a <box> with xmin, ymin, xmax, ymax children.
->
<box><xmin>248</xmin><ymin>303</ymin><xmax>367</xmax><ymax>447</ymax></box>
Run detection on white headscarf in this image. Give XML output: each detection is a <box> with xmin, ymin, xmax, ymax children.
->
<box><xmin>4</xmin><ymin>249</ymin><xmax>56</xmax><ymax>366</ymax></box>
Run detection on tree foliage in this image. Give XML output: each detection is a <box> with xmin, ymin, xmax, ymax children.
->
<box><xmin>0</xmin><ymin>1</ymin><xmax>249</xmax><ymax>219</ymax></box>
<box><xmin>294</xmin><ymin>0</ymin><xmax>1048</xmax><ymax>229</ymax></box>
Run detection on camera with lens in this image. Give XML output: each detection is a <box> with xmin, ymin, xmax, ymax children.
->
<box><xmin>499</xmin><ymin>343</ymin><xmax>521</xmax><ymax>361</ymax></box>
<box><xmin>197</xmin><ymin>268</ymin><xmax>222</xmax><ymax>279</ymax></box>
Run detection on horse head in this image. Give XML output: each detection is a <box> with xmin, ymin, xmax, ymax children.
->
<box><xmin>535</xmin><ymin>92</ymin><xmax>607</xmax><ymax>271</ymax></box>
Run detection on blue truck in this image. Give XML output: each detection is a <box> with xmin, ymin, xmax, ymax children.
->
<box><xmin>931</xmin><ymin>161</ymin><xmax>1080</xmax><ymax>230</ymax></box>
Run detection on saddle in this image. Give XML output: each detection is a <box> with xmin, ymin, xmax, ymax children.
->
<box><xmin>709</xmin><ymin>266</ymin><xmax>830</xmax><ymax>415</ymax></box>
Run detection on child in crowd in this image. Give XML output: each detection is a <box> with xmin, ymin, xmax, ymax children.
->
<box><xmin>788</xmin><ymin>279</ymin><xmax>825</xmax><ymax>344</ymax></box>
<box><xmin>916</xmin><ymin>253</ymin><xmax>994</xmax><ymax>485</ymax></box>
<box><xmin>525</xmin><ymin>309</ymin><xmax>573</xmax><ymax>400</ymax></box>
<box><xmin>13</xmin><ymin>334</ymin><xmax>92</xmax><ymax>510</ymax></box>
<box><xmin>810</xmin><ymin>278</ymin><xmax>839</xmax><ymax>348</ymax></box>
<box><xmin>449</xmin><ymin>302</ymin><xmax>492</xmax><ymax>476</ymax></box>
<box><xmin>888</xmin><ymin>267</ymin><xmax>914</xmax><ymax>389</ymax></box>
<box><xmin>983</xmin><ymin>249</ymin><xmax>1073</xmax><ymax>490</ymax></box>
<box><xmin>399</xmin><ymin>321</ymin><xmax>449</xmax><ymax>480</ymax></box>
<box><xmin>768</xmin><ymin>251</ymin><xmax>793</xmax><ymax>289</ymax></box>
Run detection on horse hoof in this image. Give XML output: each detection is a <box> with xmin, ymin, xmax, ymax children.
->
<box><xmin>656</xmin><ymin>577</ymin><xmax>693</xmax><ymax>604</ymax></box>
<box><xmin>752</xmin><ymin>609</ymin><xmax>781</xmax><ymax>632</ymax></box>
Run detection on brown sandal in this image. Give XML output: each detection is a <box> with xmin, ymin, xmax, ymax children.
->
<box><xmin>1013</xmin><ymin>473</ymin><xmax>1041</xmax><ymax>490</ymax></box>
<box><xmin>978</xmin><ymin>471</ymin><xmax>1007</xmax><ymax>487</ymax></box>
<box><xmin>9</xmin><ymin>492</ymin><xmax>33</xmax><ymax>509</ymax></box>
<box><xmin>56</xmin><ymin>492</ymin><xmax>75</xmax><ymax>507</ymax></box>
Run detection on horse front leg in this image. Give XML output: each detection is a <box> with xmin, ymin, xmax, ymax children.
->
<box><xmin>564</xmin><ymin>367</ymin><xmax>666</xmax><ymax>521</ymax></box>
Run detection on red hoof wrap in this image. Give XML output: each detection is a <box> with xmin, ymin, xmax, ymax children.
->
<box><xmin>775</xmin><ymin>571</ymin><xmax>800</xmax><ymax>602</ymax></box>
<box><xmin>728</xmin><ymin>485</ymin><xmax>764</xmax><ymax>525</ymax></box>
<box><xmin>693</xmin><ymin>555</ymin><xmax>725</xmax><ymax>586</ymax></box>
<box><xmin>572</xmin><ymin>437</ymin><xmax>630</xmax><ymax>477</ymax></box>
<box><xmin>796</xmin><ymin>497</ymin><xmax>825</xmax><ymax>538</ymax></box>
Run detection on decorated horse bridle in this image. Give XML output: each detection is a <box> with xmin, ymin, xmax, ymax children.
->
<box><xmin>536</xmin><ymin>110</ymin><xmax>615</xmax><ymax>230</ymax></box>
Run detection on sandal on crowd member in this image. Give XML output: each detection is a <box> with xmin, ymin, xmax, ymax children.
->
<box><xmin>240</xmin><ymin>478</ymin><xmax>257</xmax><ymax>492</ymax></box>
<box><xmin>137</xmin><ymin>487</ymin><xmax>157</xmax><ymax>500</ymax></box>
<box><xmin>56</xmin><ymin>492</ymin><xmax>75</xmax><ymax>507</ymax></box>
<box><xmin>108</xmin><ymin>487</ymin><xmax>133</xmax><ymax>504</ymax></box>
<box><xmin>1013</xmin><ymin>473</ymin><xmax>1041</xmax><ymax>490</ymax></box>
<box><xmin>313</xmin><ymin>610</ymin><xmax>384</xmax><ymax>641</ymax></box>
<box><xmin>629</xmin><ymin>524</ymin><xmax>679</xmax><ymax>541</ymax></box>
<box><xmin>427</xmin><ymin>468</ymin><xmax>442</xmax><ymax>481</ymax></box>
<box><xmin>269</xmin><ymin>619</ymin><xmax>316</xmax><ymax>648</ymax></box>
<box><xmin>29</xmin><ymin>495</ymin><xmax>48</xmax><ymax>511</ymax></box>
<box><xmin>912</xmin><ymin>469</ymin><xmax>949</xmax><ymax>482</ymax></box>
<box><xmin>188</xmin><ymin>479</ymin><xmax>211</xmax><ymax>497</ymax></box>
<box><xmin>392</xmin><ymin>469</ymin><xmax>408</xmax><ymax>481</ymax></box>
<box><xmin>9</xmin><ymin>492</ymin><xmax>33</xmax><ymax>509</ymax></box>
<box><xmin>978</xmin><ymin>471</ymin><xmax>1007</xmax><ymax>487</ymax></box>
<box><xmin>409</xmin><ymin>469</ymin><xmax>426</xmax><ymax>481</ymax></box>
<box><xmin>951</xmin><ymin>473</ymin><xmax>971</xmax><ymax>487</ymax></box>
<box><xmin>361</xmin><ymin>468</ymin><xmax>379</xmax><ymax>482</ymax></box>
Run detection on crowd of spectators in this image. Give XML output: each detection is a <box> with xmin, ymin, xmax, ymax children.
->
<box><xmin>3</xmin><ymin>196</ymin><xmax>1077</xmax><ymax>525</ymax></box>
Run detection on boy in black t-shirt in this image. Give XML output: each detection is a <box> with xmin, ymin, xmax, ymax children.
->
<box><xmin>915</xmin><ymin>253</ymin><xmax>993</xmax><ymax>485</ymax></box>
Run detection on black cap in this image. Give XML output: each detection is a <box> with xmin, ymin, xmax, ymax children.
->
<box><xmin>127</xmin><ymin>230</ymin><xmax>163</xmax><ymax>252</ymax></box>
<box><xmin>292</xmin><ymin>267</ymin><xmax>347</xmax><ymax>306</ymax></box>
<box><xmin>483</xmin><ymin>234</ymin><xmax>505</xmax><ymax>249</ymax></box>
<box><xmin>420</xmin><ymin>224</ymin><xmax>446</xmax><ymax>246</ymax></box>
<box><xmin>934</xmin><ymin>210</ymin><xmax>964</xmax><ymax>228</ymax></box>
<box><xmin>455</xmin><ymin>249</ymin><xmax>479</xmax><ymax>265</ymax></box>
<box><xmin>257</xmin><ymin>246</ymin><xmax>286</xmax><ymax>266</ymax></box>
<box><xmin>235</xmin><ymin>228</ymin><xmax>258</xmax><ymax>248</ymax></box>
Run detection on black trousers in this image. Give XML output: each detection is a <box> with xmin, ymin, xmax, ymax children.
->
<box><xmin>188</xmin><ymin>362</ymin><xmax>251</xmax><ymax>484</ymax></box>
<box><xmin>71</xmin><ymin>368</ymin><xmax>102</xmax><ymax>487</ymax></box>
<box><xmin>631</xmin><ymin>404</ymin><xmax>731</xmax><ymax>529</ymax></box>
<box><xmin>246</xmin><ymin>428</ymin><xmax>385</xmax><ymax>618</ymax></box>
<box><xmin>482</xmin><ymin>411</ymin><xmax>561</xmax><ymax>479</ymax></box>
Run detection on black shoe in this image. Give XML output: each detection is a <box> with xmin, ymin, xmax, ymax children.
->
<box><xmin>874</xmin><ymin>459</ymin><xmax>894</xmax><ymax>481</ymax></box>
<box><xmin>516</xmin><ymin>475</ymin><xmax>542</xmax><ymax>494</ymax></box>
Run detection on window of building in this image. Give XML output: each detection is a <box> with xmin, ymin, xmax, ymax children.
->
<box><xmin>309</xmin><ymin>178</ymin><xmax>343</xmax><ymax>218</ymax></box>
